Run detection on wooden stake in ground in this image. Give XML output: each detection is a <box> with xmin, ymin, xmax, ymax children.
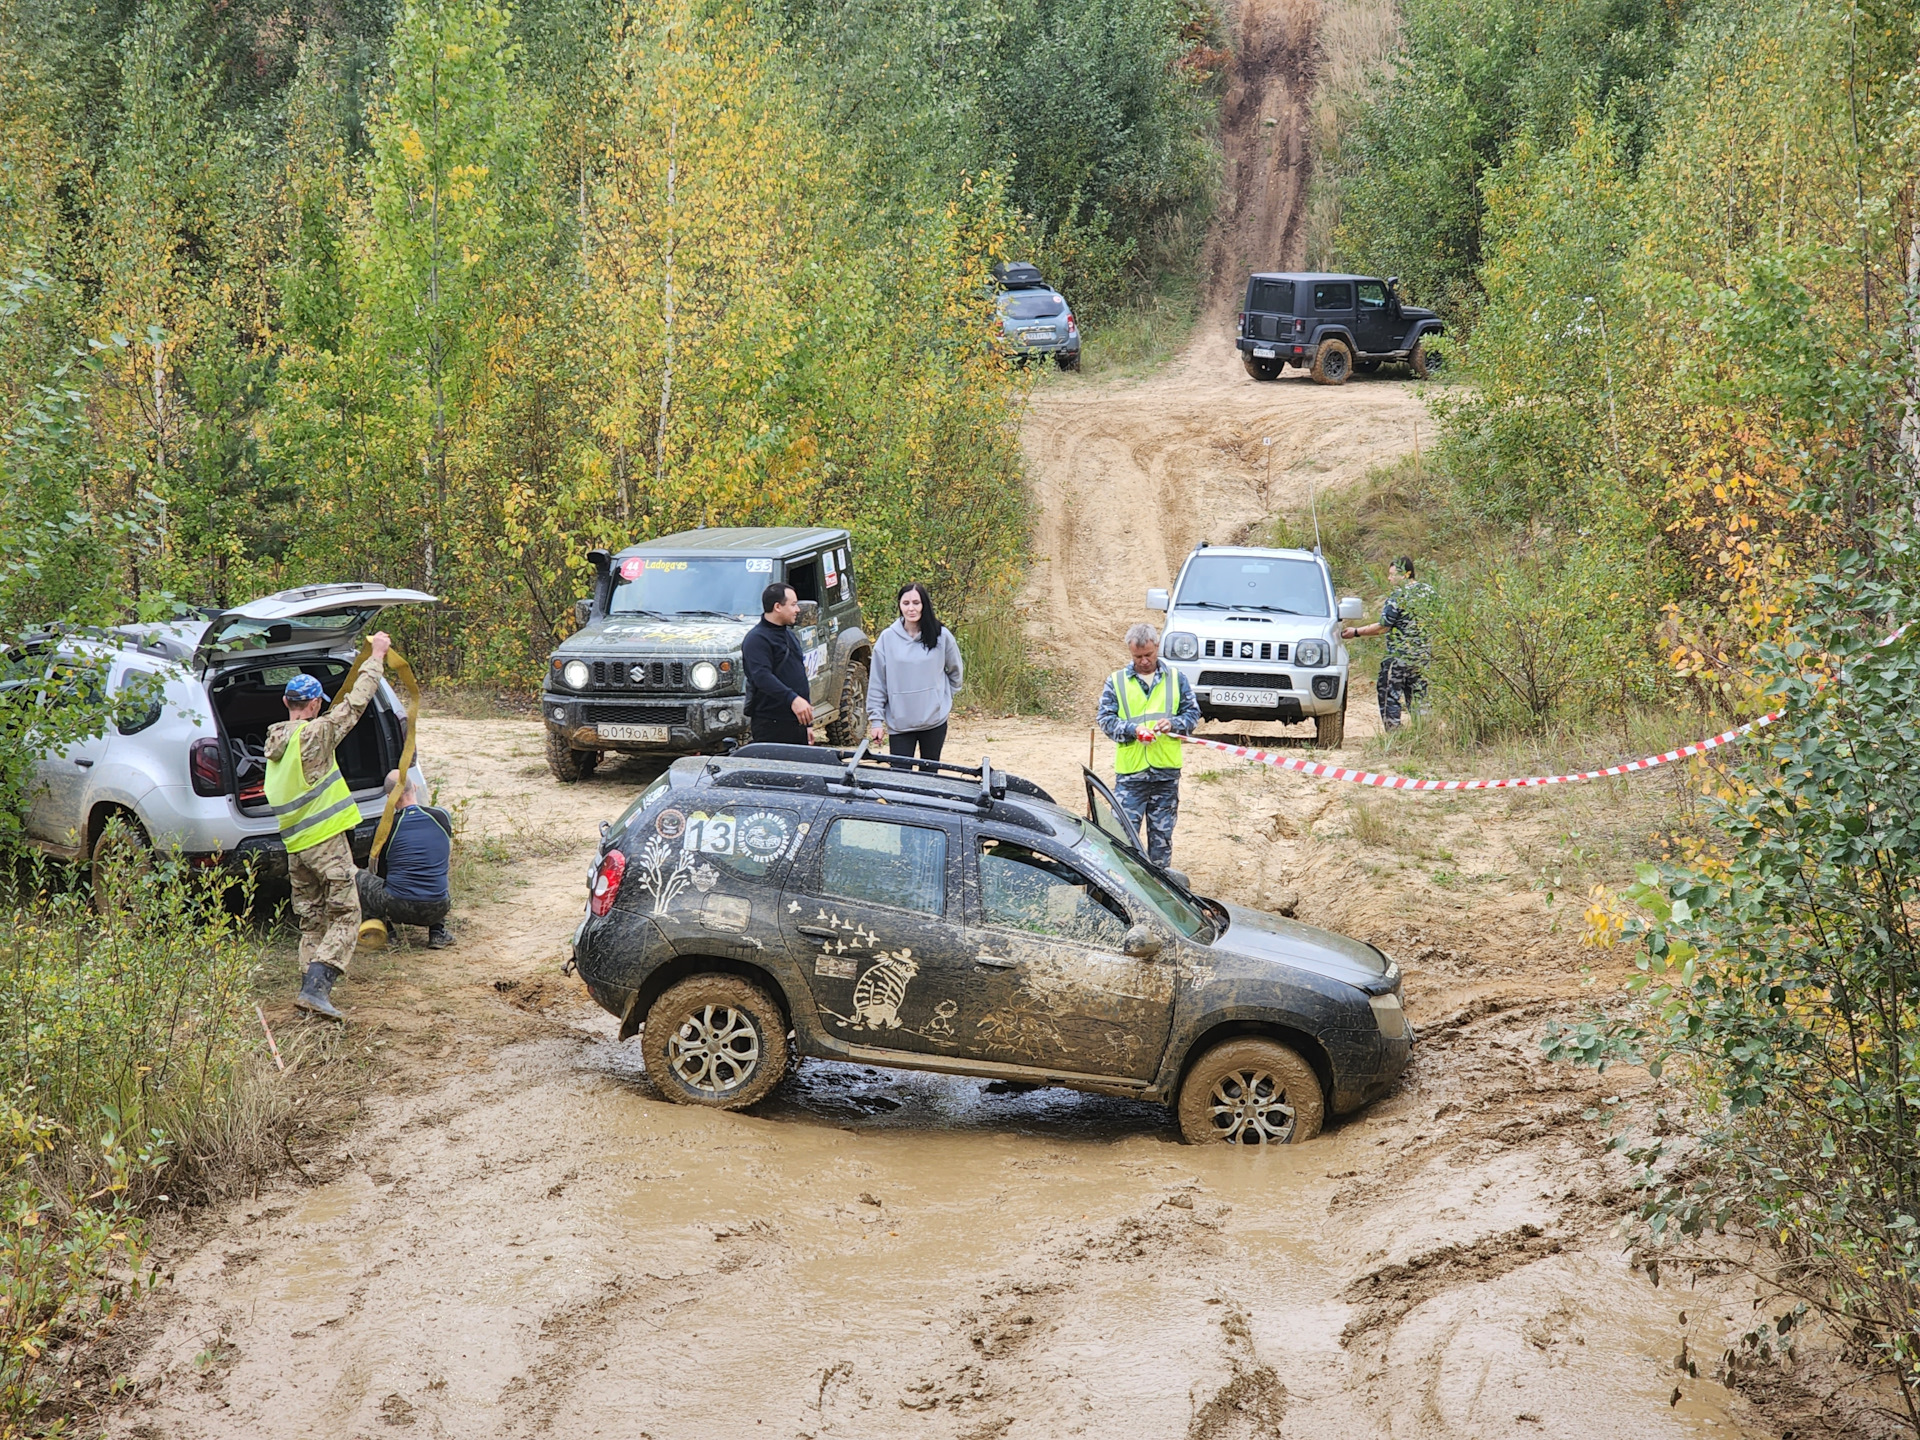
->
<box><xmin>256</xmin><ymin>1004</ymin><xmax>286</xmax><ymax>1073</ymax></box>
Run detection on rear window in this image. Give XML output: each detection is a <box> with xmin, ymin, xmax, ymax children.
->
<box><xmin>1000</xmin><ymin>293</ymin><xmax>1066</xmax><ymax>320</ymax></box>
<box><xmin>1248</xmin><ymin>279</ymin><xmax>1294</xmax><ymax>314</ymax></box>
<box><xmin>1314</xmin><ymin>282</ymin><xmax>1353</xmax><ymax>311</ymax></box>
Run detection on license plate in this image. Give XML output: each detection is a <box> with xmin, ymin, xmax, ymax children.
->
<box><xmin>1252</xmin><ymin>346</ymin><xmax>1276</xmax><ymax>358</ymax></box>
<box><xmin>597</xmin><ymin>723</ymin><xmax>670</xmax><ymax>742</ymax></box>
<box><xmin>1210</xmin><ymin>687</ymin><xmax>1278</xmax><ymax>707</ymax></box>
<box><xmin>1022</xmin><ymin>328</ymin><xmax>1056</xmax><ymax>342</ymax></box>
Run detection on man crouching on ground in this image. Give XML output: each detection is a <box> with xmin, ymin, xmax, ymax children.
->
<box><xmin>266</xmin><ymin>633</ymin><xmax>390</xmax><ymax>1020</ymax></box>
<box><xmin>1097</xmin><ymin>622</ymin><xmax>1200</xmax><ymax>869</ymax></box>
<box><xmin>357</xmin><ymin>771</ymin><xmax>454</xmax><ymax>949</ymax></box>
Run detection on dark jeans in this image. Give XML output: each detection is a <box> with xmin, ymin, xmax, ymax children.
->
<box><xmin>356</xmin><ymin>870</ymin><xmax>450</xmax><ymax>930</ymax></box>
<box><xmin>749</xmin><ymin>709</ymin><xmax>811</xmax><ymax>746</ymax></box>
<box><xmin>1114</xmin><ymin>772</ymin><xmax>1181</xmax><ymax>869</ymax></box>
<box><xmin>886</xmin><ymin>722</ymin><xmax>947</xmax><ymax>763</ymax></box>
<box><xmin>1377</xmin><ymin>659</ymin><xmax>1428</xmax><ymax>729</ymax></box>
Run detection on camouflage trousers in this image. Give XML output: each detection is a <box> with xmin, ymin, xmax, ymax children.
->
<box><xmin>1376</xmin><ymin>659</ymin><xmax>1428</xmax><ymax>730</ymax></box>
<box><xmin>1115</xmin><ymin>772</ymin><xmax>1181</xmax><ymax>869</ymax></box>
<box><xmin>289</xmin><ymin>832</ymin><xmax>362</xmax><ymax>974</ymax></box>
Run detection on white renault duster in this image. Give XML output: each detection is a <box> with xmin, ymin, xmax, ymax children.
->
<box><xmin>1147</xmin><ymin>544</ymin><xmax>1363</xmax><ymax>748</ymax></box>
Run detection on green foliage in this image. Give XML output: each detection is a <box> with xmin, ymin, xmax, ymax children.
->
<box><xmin>1543</xmin><ymin>561</ymin><xmax>1920</xmax><ymax>1423</ymax></box>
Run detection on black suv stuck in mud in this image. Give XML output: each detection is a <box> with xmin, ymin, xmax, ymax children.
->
<box><xmin>571</xmin><ymin>746</ymin><xmax>1412</xmax><ymax>1144</ymax></box>
<box><xmin>1236</xmin><ymin>272</ymin><xmax>1443</xmax><ymax>384</ymax></box>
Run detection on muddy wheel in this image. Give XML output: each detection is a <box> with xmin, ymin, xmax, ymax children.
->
<box><xmin>1055</xmin><ymin>350</ymin><xmax>1081</xmax><ymax>372</ymax></box>
<box><xmin>1177</xmin><ymin>1038</ymin><xmax>1324</xmax><ymax>1145</ymax></box>
<box><xmin>1314</xmin><ymin>695</ymin><xmax>1347</xmax><ymax>749</ymax></box>
<box><xmin>1309</xmin><ymin>339</ymin><xmax>1352</xmax><ymax>386</ymax></box>
<box><xmin>1408</xmin><ymin>339</ymin><xmax>1439</xmax><ymax>379</ymax></box>
<box><xmin>824</xmin><ymin>662</ymin><xmax>868</xmax><ymax>747</ymax></box>
<box><xmin>641</xmin><ymin>975</ymin><xmax>790</xmax><ymax>1110</ymax></box>
<box><xmin>90</xmin><ymin>810</ymin><xmax>152</xmax><ymax>916</ymax></box>
<box><xmin>1241</xmin><ymin>356</ymin><xmax>1282</xmax><ymax>382</ymax></box>
<box><xmin>544</xmin><ymin>726</ymin><xmax>600</xmax><ymax>782</ymax></box>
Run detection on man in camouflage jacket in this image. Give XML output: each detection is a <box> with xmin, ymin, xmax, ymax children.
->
<box><xmin>1342</xmin><ymin>558</ymin><xmax>1433</xmax><ymax>729</ymax></box>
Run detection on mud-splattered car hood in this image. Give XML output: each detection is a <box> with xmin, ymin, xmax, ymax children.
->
<box><xmin>1205</xmin><ymin>902</ymin><xmax>1392</xmax><ymax>993</ymax></box>
<box><xmin>556</xmin><ymin>614</ymin><xmax>756</xmax><ymax>657</ymax></box>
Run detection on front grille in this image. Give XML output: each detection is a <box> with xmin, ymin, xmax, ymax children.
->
<box><xmin>585</xmin><ymin>703</ymin><xmax>686</xmax><ymax>725</ymax></box>
<box><xmin>1202</xmin><ymin>641</ymin><xmax>1289</xmax><ymax>661</ymax></box>
<box><xmin>1197</xmin><ymin>671</ymin><xmax>1291</xmax><ymax>690</ymax></box>
<box><xmin>592</xmin><ymin>659</ymin><xmax>686</xmax><ymax>690</ymax></box>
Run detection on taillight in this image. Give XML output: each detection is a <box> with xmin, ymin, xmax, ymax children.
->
<box><xmin>1294</xmin><ymin>318</ymin><xmax>1306</xmax><ymax>333</ymax></box>
<box><xmin>590</xmin><ymin>849</ymin><xmax>626</xmax><ymax>917</ymax></box>
<box><xmin>189</xmin><ymin>738</ymin><xmax>224</xmax><ymax>796</ymax></box>
<box><xmin>1237</xmin><ymin>310</ymin><xmax>1245</xmax><ymax>335</ymax></box>
<box><xmin>1066</xmin><ymin>312</ymin><xmax>1078</xmax><ymax>335</ymax></box>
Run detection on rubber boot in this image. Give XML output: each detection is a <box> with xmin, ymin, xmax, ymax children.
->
<box><xmin>294</xmin><ymin>962</ymin><xmax>345</xmax><ymax>1021</ymax></box>
<box><xmin>426</xmin><ymin>924</ymin><xmax>454</xmax><ymax>950</ymax></box>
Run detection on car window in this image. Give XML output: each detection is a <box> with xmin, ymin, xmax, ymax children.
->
<box><xmin>1174</xmin><ymin>554</ymin><xmax>1330</xmax><ymax>616</ymax></box>
<box><xmin>820</xmin><ymin>818</ymin><xmax>947</xmax><ymax>916</ymax></box>
<box><xmin>787</xmin><ymin>556</ymin><xmax>821</xmax><ymax>605</ymax></box>
<box><xmin>1072</xmin><ymin>824</ymin><xmax>1209</xmax><ymax>939</ymax></box>
<box><xmin>835</xmin><ymin>546</ymin><xmax>855</xmax><ymax>603</ymax></box>
<box><xmin>978</xmin><ymin>837</ymin><xmax>1130</xmax><ymax>948</ymax></box>
<box><xmin>1314</xmin><ymin>282</ymin><xmax>1353</xmax><ymax>311</ymax></box>
<box><xmin>1249</xmin><ymin>279</ymin><xmax>1294</xmax><ymax>313</ymax></box>
<box><xmin>609</xmin><ymin>557</ymin><xmax>768</xmax><ymax>617</ymax></box>
<box><xmin>1357</xmin><ymin>281</ymin><xmax>1387</xmax><ymax>310</ymax></box>
<box><xmin>1001</xmin><ymin>293</ymin><xmax>1065</xmax><ymax>319</ymax></box>
<box><xmin>114</xmin><ymin>667</ymin><xmax>164</xmax><ymax>736</ymax></box>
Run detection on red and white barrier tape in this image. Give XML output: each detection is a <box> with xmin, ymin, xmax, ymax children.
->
<box><xmin>1175</xmin><ymin>712</ymin><xmax>1781</xmax><ymax>790</ymax></box>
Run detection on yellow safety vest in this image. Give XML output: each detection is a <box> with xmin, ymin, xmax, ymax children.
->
<box><xmin>1113</xmin><ymin>667</ymin><xmax>1185</xmax><ymax>774</ymax></box>
<box><xmin>264</xmin><ymin>722</ymin><xmax>360</xmax><ymax>854</ymax></box>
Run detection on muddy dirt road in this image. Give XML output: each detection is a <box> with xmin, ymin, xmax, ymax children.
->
<box><xmin>109</xmin><ymin>324</ymin><xmax>1783</xmax><ymax>1439</ymax></box>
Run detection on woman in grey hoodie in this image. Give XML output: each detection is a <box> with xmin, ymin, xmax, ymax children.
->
<box><xmin>867</xmin><ymin>582</ymin><xmax>964</xmax><ymax>761</ymax></box>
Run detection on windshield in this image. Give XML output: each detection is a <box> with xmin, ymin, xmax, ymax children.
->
<box><xmin>1000</xmin><ymin>293</ymin><xmax>1065</xmax><ymax>319</ymax></box>
<box><xmin>1073</xmin><ymin>823</ymin><xmax>1209</xmax><ymax>939</ymax></box>
<box><xmin>1174</xmin><ymin>555</ymin><xmax>1328</xmax><ymax>617</ymax></box>
<box><xmin>609</xmin><ymin>557</ymin><xmax>770</xmax><ymax>617</ymax></box>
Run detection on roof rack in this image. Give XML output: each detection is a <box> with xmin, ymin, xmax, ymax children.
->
<box><xmin>720</xmin><ymin>744</ymin><xmax>1055</xmax><ymax>805</ymax></box>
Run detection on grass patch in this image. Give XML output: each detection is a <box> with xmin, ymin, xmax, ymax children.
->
<box><xmin>1071</xmin><ymin>267</ymin><xmax>1204</xmax><ymax>376</ymax></box>
<box><xmin>952</xmin><ymin>605</ymin><xmax>1060</xmax><ymax>716</ymax></box>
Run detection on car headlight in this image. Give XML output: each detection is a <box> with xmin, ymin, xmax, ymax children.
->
<box><xmin>1369</xmin><ymin>991</ymin><xmax>1409</xmax><ymax>1039</ymax></box>
<box><xmin>562</xmin><ymin>659</ymin><xmax>591</xmax><ymax>690</ymax></box>
<box><xmin>1295</xmin><ymin>639</ymin><xmax>1329</xmax><ymax>668</ymax></box>
<box><xmin>1164</xmin><ymin>631</ymin><xmax>1198</xmax><ymax>661</ymax></box>
<box><xmin>690</xmin><ymin>661</ymin><xmax>719</xmax><ymax>692</ymax></box>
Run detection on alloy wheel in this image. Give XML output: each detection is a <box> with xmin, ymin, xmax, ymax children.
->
<box><xmin>1207</xmin><ymin>1067</ymin><xmax>1298</xmax><ymax>1144</ymax></box>
<box><xmin>668</xmin><ymin>1003</ymin><xmax>762</xmax><ymax>1095</ymax></box>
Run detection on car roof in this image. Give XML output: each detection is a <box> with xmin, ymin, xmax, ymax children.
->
<box><xmin>617</xmin><ymin>526</ymin><xmax>849</xmax><ymax>558</ymax></box>
<box><xmin>1247</xmin><ymin>272</ymin><xmax>1376</xmax><ymax>284</ymax></box>
<box><xmin>687</xmin><ymin>749</ymin><xmax>1079</xmax><ymax>841</ymax></box>
<box><xmin>1183</xmin><ymin>544</ymin><xmax>1325</xmax><ymax>563</ymax></box>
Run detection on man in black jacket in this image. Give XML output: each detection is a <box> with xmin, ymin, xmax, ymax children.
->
<box><xmin>742</xmin><ymin>582</ymin><xmax>814</xmax><ymax>745</ymax></box>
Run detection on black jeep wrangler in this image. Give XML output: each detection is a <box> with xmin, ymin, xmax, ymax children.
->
<box><xmin>571</xmin><ymin>745</ymin><xmax>1413</xmax><ymax>1145</ymax></box>
<box><xmin>1236</xmin><ymin>272</ymin><xmax>1443</xmax><ymax>384</ymax></box>
<box><xmin>542</xmin><ymin>527</ymin><xmax>871</xmax><ymax>780</ymax></box>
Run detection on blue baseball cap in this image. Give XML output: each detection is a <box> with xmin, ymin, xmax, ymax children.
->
<box><xmin>284</xmin><ymin>674</ymin><xmax>325</xmax><ymax>702</ymax></box>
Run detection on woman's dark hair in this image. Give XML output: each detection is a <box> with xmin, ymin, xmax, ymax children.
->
<box><xmin>896</xmin><ymin>582</ymin><xmax>943</xmax><ymax>650</ymax></box>
<box><xmin>1393</xmin><ymin>556</ymin><xmax>1416</xmax><ymax>579</ymax></box>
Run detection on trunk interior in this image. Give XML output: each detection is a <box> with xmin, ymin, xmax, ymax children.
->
<box><xmin>210</xmin><ymin>658</ymin><xmax>402</xmax><ymax>814</ymax></box>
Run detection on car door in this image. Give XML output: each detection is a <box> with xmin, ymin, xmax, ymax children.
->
<box><xmin>957</xmin><ymin>826</ymin><xmax>1174</xmax><ymax>1080</ymax></box>
<box><xmin>1312</xmin><ymin>279</ymin><xmax>1355</xmax><ymax>343</ymax></box>
<box><xmin>782</xmin><ymin>808</ymin><xmax>975</xmax><ymax>1056</ymax></box>
<box><xmin>1354</xmin><ymin>279</ymin><xmax>1395</xmax><ymax>354</ymax></box>
<box><xmin>1083</xmin><ymin>768</ymin><xmax>1144</xmax><ymax>855</ymax></box>
<box><xmin>782</xmin><ymin>553</ymin><xmax>834</xmax><ymax>709</ymax></box>
<box><xmin>23</xmin><ymin>649</ymin><xmax>115</xmax><ymax>854</ymax></box>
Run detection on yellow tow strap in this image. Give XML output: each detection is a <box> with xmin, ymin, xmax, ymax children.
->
<box><xmin>333</xmin><ymin>640</ymin><xmax>422</xmax><ymax>866</ymax></box>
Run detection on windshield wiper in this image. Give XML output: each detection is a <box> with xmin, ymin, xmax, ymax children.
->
<box><xmin>673</xmin><ymin>609</ymin><xmax>740</xmax><ymax>619</ymax></box>
<box><xmin>1179</xmin><ymin>600</ymin><xmax>1233</xmax><ymax>609</ymax></box>
<box><xmin>1234</xmin><ymin>604</ymin><xmax>1304</xmax><ymax>615</ymax></box>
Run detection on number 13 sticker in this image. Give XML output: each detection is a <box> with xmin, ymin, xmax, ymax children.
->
<box><xmin>683</xmin><ymin>813</ymin><xmax>735</xmax><ymax>855</ymax></box>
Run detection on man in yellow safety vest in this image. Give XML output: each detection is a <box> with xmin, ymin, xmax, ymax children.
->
<box><xmin>1096</xmin><ymin>622</ymin><xmax>1200</xmax><ymax>868</ymax></box>
<box><xmin>265</xmin><ymin>632</ymin><xmax>391</xmax><ymax>1019</ymax></box>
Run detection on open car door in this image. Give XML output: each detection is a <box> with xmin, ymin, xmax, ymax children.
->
<box><xmin>1083</xmin><ymin>767</ymin><xmax>1144</xmax><ymax>854</ymax></box>
<box><xmin>194</xmin><ymin>584</ymin><xmax>437</xmax><ymax>673</ymax></box>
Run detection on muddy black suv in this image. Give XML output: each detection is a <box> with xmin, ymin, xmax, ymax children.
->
<box><xmin>569</xmin><ymin>745</ymin><xmax>1412</xmax><ymax>1144</ymax></box>
<box><xmin>1236</xmin><ymin>272</ymin><xmax>1443</xmax><ymax>384</ymax></box>
<box><xmin>543</xmin><ymin>527</ymin><xmax>871</xmax><ymax>780</ymax></box>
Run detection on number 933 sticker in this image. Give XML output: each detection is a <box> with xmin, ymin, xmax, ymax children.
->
<box><xmin>680</xmin><ymin>810</ymin><xmax>791</xmax><ymax>861</ymax></box>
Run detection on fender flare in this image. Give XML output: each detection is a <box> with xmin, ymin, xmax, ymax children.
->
<box><xmin>1312</xmin><ymin>327</ymin><xmax>1358</xmax><ymax>353</ymax></box>
<box><xmin>833</xmin><ymin>626</ymin><xmax>873</xmax><ymax>670</ymax></box>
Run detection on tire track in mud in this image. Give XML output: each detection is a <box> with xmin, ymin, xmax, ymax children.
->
<box><xmin>1205</xmin><ymin>0</ymin><xmax>1320</xmax><ymax>294</ymax></box>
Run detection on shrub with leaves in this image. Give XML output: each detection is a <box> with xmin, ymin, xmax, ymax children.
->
<box><xmin>1544</xmin><ymin>560</ymin><xmax>1920</xmax><ymax>1425</ymax></box>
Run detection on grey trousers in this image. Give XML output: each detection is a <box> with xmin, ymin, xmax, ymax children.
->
<box><xmin>1114</xmin><ymin>772</ymin><xmax>1181</xmax><ymax>868</ymax></box>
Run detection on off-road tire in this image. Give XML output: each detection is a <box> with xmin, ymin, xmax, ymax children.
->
<box><xmin>1314</xmin><ymin>694</ymin><xmax>1347</xmax><ymax>749</ymax></box>
<box><xmin>1177</xmin><ymin>1037</ymin><xmax>1325</xmax><ymax>1145</ymax></box>
<box><xmin>641</xmin><ymin>975</ymin><xmax>790</xmax><ymax>1110</ymax></box>
<box><xmin>824</xmin><ymin>662</ymin><xmax>868</xmax><ymax>747</ymax></box>
<box><xmin>1241</xmin><ymin>356</ymin><xmax>1282</xmax><ymax>382</ymax></box>
<box><xmin>1056</xmin><ymin>351</ymin><xmax>1081</xmax><ymax>372</ymax></box>
<box><xmin>1408</xmin><ymin>339</ymin><xmax>1437</xmax><ymax>379</ymax></box>
<box><xmin>90</xmin><ymin>810</ymin><xmax>152</xmax><ymax>916</ymax></box>
<box><xmin>544</xmin><ymin>726</ymin><xmax>600</xmax><ymax>783</ymax></box>
<box><xmin>1309</xmin><ymin>338</ymin><xmax>1353</xmax><ymax>386</ymax></box>
<box><xmin>1355</xmin><ymin>358</ymin><xmax>1381</xmax><ymax>374</ymax></box>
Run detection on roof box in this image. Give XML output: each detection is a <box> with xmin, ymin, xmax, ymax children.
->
<box><xmin>992</xmin><ymin>261</ymin><xmax>1047</xmax><ymax>290</ymax></box>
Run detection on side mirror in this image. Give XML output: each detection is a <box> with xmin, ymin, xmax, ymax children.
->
<box><xmin>1146</xmin><ymin>588</ymin><xmax>1170</xmax><ymax>611</ymax></box>
<box><xmin>1122</xmin><ymin>924</ymin><xmax>1162</xmax><ymax>960</ymax></box>
<box><xmin>1338</xmin><ymin>596</ymin><xmax>1364</xmax><ymax>622</ymax></box>
<box><xmin>573</xmin><ymin>598</ymin><xmax>592</xmax><ymax>628</ymax></box>
<box><xmin>796</xmin><ymin>600</ymin><xmax>820</xmax><ymax>625</ymax></box>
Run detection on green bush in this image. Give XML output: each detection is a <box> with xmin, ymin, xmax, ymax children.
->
<box><xmin>951</xmin><ymin>606</ymin><xmax>1057</xmax><ymax>716</ymax></box>
<box><xmin>1545</xmin><ymin>565</ymin><xmax>1920</xmax><ymax>1421</ymax></box>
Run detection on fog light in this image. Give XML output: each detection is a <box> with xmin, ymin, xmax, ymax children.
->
<box><xmin>552</xmin><ymin>707</ymin><xmax>565</xmax><ymax>721</ymax></box>
<box><xmin>716</xmin><ymin>708</ymin><xmax>734</xmax><ymax>725</ymax></box>
<box><xmin>1312</xmin><ymin>675</ymin><xmax>1338</xmax><ymax>699</ymax></box>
